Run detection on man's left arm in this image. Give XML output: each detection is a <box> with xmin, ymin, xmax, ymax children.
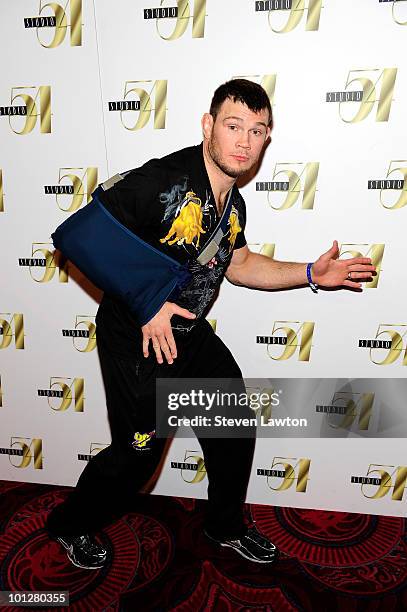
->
<box><xmin>225</xmin><ymin>240</ymin><xmax>376</xmax><ymax>290</ymax></box>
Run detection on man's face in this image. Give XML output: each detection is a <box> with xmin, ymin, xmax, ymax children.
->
<box><xmin>204</xmin><ymin>98</ymin><xmax>271</xmax><ymax>179</ymax></box>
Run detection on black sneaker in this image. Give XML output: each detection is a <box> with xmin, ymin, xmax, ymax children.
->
<box><xmin>54</xmin><ymin>534</ymin><xmax>108</xmax><ymax>570</ymax></box>
<box><xmin>204</xmin><ymin>525</ymin><xmax>279</xmax><ymax>564</ymax></box>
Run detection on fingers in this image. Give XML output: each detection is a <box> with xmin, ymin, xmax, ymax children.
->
<box><xmin>153</xmin><ymin>334</ymin><xmax>172</xmax><ymax>365</ymax></box>
<box><xmin>171</xmin><ymin>304</ymin><xmax>196</xmax><ymax>319</ymax></box>
<box><xmin>345</xmin><ymin>261</ymin><xmax>376</xmax><ymax>282</ymax></box>
<box><xmin>343</xmin><ymin>266</ymin><xmax>374</xmax><ymax>287</ymax></box>
<box><xmin>140</xmin><ymin>302</ymin><xmax>191</xmax><ymax>365</ymax></box>
<box><xmin>166</xmin><ymin>329</ymin><xmax>177</xmax><ymax>360</ymax></box>
<box><xmin>342</xmin><ymin>255</ymin><xmax>375</xmax><ymax>282</ymax></box>
<box><xmin>142</xmin><ymin>329</ymin><xmax>177</xmax><ymax>364</ymax></box>
<box><xmin>142</xmin><ymin>333</ymin><xmax>150</xmax><ymax>358</ymax></box>
<box><xmin>330</xmin><ymin>239</ymin><xmax>339</xmax><ymax>256</ymax></box>
<box><xmin>342</xmin><ymin>279</ymin><xmax>363</xmax><ymax>289</ymax></box>
<box><xmin>346</xmin><ymin>257</ymin><xmax>373</xmax><ymax>266</ymax></box>
<box><xmin>149</xmin><ymin>336</ymin><xmax>161</xmax><ymax>364</ymax></box>
<box><xmin>321</xmin><ymin>240</ymin><xmax>339</xmax><ymax>260</ymax></box>
<box><xmin>347</xmin><ymin>271</ymin><xmax>374</xmax><ymax>280</ymax></box>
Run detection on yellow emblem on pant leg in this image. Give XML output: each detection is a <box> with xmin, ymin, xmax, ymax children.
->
<box><xmin>160</xmin><ymin>191</ymin><xmax>206</xmax><ymax>249</ymax></box>
<box><xmin>132</xmin><ymin>430</ymin><xmax>155</xmax><ymax>450</ymax></box>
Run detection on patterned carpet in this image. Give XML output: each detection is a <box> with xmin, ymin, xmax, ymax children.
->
<box><xmin>0</xmin><ymin>480</ymin><xmax>406</xmax><ymax>611</ymax></box>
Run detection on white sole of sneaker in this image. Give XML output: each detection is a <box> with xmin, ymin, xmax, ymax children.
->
<box><xmin>66</xmin><ymin>553</ymin><xmax>104</xmax><ymax>571</ymax></box>
<box><xmin>219</xmin><ymin>541</ymin><xmax>277</xmax><ymax>564</ymax></box>
<box><xmin>204</xmin><ymin>531</ymin><xmax>277</xmax><ymax>564</ymax></box>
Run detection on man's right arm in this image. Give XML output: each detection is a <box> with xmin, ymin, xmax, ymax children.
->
<box><xmin>99</xmin><ymin>162</ymin><xmax>196</xmax><ymax>364</ymax></box>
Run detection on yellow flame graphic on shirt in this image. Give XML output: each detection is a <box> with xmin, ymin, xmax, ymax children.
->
<box><xmin>160</xmin><ymin>191</ymin><xmax>206</xmax><ymax>249</ymax></box>
<box><xmin>228</xmin><ymin>207</ymin><xmax>241</xmax><ymax>251</ymax></box>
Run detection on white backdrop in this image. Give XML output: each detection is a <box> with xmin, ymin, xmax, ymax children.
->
<box><xmin>1</xmin><ymin>0</ymin><xmax>406</xmax><ymax>517</ymax></box>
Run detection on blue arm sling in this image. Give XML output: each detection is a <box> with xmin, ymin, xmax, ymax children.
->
<box><xmin>51</xmin><ymin>186</ymin><xmax>192</xmax><ymax>326</ymax></box>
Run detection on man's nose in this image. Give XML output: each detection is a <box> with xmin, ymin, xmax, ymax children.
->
<box><xmin>237</xmin><ymin>131</ymin><xmax>250</xmax><ymax>148</ymax></box>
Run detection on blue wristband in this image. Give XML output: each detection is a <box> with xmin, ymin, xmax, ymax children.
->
<box><xmin>306</xmin><ymin>263</ymin><xmax>318</xmax><ymax>293</ymax></box>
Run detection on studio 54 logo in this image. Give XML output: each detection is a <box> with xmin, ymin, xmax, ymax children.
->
<box><xmin>359</xmin><ymin>324</ymin><xmax>407</xmax><ymax>366</ymax></box>
<box><xmin>1</xmin><ymin>438</ymin><xmax>43</xmax><ymax>470</ymax></box>
<box><xmin>0</xmin><ymin>86</ymin><xmax>52</xmax><ymax>134</ymax></box>
<box><xmin>257</xmin><ymin>456</ymin><xmax>311</xmax><ymax>493</ymax></box>
<box><xmin>326</xmin><ymin>68</ymin><xmax>397</xmax><ymax>123</ymax></box>
<box><xmin>257</xmin><ymin>321</ymin><xmax>314</xmax><ymax>361</ymax></box>
<box><xmin>316</xmin><ymin>391</ymin><xmax>374</xmax><ymax>432</ymax></box>
<box><xmin>44</xmin><ymin>167</ymin><xmax>98</xmax><ymax>212</ymax></box>
<box><xmin>24</xmin><ymin>0</ymin><xmax>83</xmax><ymax>47</ymax></box>
<box><xmin>255</xmin><ymin>0</ymin><xmax>322</xmax><ymax>33</ymax></box>
<box><xmin>143</xmin><ymin>0</ymin><xmax>207</xmax><ymax>39</ymax></box>
<box><xmin>38</xmin><ymin>377</ymin><xmax>84</xmax><ymax>412</ymax></box>
<box><xmin>19</xmin><ymin>243</ymin><xmax>69</xmax><ymax>283</ymax></box>
<box><xmin>256</xmin><ymin>162</ymin><xmax>319</xmax><ymax>210</ymax></box>
<box><xmin>369</xmin><ymin>161</ymin><xmax>407</xmax><ymax>210</ymax></box>
<box><xmin>62</xmin><ymin>315</ymin><xmax>96</xmax><ymax>352</ymax></box>
<box><xmin>352</xmin><ymin>463</ymin><xmax>407</xmax><ymax>501</ymax></box>
<box><xmin>108</xmin><ymin>80</ymin><xmax>167</xmax><ymax>130</ymax></box>
<box><xmin>171</xmin><ymin>449</ymin><xmax>207</xmax><ymax>483</ymax></box>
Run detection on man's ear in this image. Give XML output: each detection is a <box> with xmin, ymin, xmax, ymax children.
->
<box><xmin>201</xmin><ymin>112</ymin><xmax>214</xmax><ymax>140</ymax></box>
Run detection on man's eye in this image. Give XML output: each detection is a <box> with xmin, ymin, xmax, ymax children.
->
<box><xmin>228</xmin><ymin>125</ymin><xmax>238</xmax><ymax>130</ymax></box>
<box><xmin>252</xmin><ymin>130</ymin><xmax>263</xmax><ymax>136</ymax></box>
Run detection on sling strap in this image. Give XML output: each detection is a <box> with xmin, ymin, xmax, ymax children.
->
<box><xmin>51</xmin><ymin>186</ymin><xmax>192</xmax><ymax>326</ymax></box>
<box><xmin>101</xmin><ymin>173</ymin><xmax>235</xmax><ymax>267</ymax></box>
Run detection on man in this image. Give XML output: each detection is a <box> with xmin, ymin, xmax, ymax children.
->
<box><xmin>47</xmin><ymin>79</ymin><xmax>375</xmax><ymax>569</ymax></box>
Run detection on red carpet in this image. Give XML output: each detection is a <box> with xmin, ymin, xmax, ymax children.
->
<box><xmin>0</xmin><ymin>480</ymin><xmax>406</xmax><ymax>611</ymax></box>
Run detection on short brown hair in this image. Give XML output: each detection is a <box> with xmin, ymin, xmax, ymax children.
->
<box><xmin>210</xmin><ymin>79</ymin><xmax>272</xmax><ymax>127</ymax></box>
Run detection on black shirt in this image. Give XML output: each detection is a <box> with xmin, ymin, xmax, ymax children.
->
<box><xmin>96</xmin><ymin>143</ymin><xmax>247</xmax><ymax>356</ymax></box>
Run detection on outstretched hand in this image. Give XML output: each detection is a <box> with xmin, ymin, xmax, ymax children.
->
<box><xmin>141</xmin><ymin>302</ymin><xmax>196</xmax><ymax>364</ymax></box>
<box><xmin>311</xmin><ymin>240</ymin><xmax>376</xmax><ymax>289</ymax></box>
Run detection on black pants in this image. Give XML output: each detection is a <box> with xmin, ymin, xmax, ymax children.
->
<box><xmin>47</xmin><ymin>319</ymin><xmax>256</xmax><ymax>539</ymax></box>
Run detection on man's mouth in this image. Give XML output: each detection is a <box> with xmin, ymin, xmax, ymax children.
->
<box><xmin>232</xmin><ymin>155</ymin><xmax>249</xmax><ymax>162</ymax></box>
